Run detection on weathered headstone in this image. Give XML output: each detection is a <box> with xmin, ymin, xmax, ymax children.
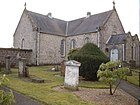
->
<box><xmin>18</xmin><ymin>58</ymin><xmax>29</xmax><ymax>77</ymax></box>
<box><xmin>64</xmin><ymin>60</ymin><xmax>81</xmax><ymax>90</ymax></box>
<box><xmin>127</xmin><ymin>68</ymin><xmax>132</xmax><ymax>76</ymax></box>
<box><xmin>60</xmin><ymin>60</ymin><xmax>66</xmax><ymax>77</ymax></box>
<box><xmin>4</xmin><ymin>55</ymin><xmax>12</xmax><ymax>74</ymax></box>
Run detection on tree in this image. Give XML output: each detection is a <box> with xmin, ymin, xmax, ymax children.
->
<box><xmin>0</xmin><ymin>74</ymin><xmax>15</xmax><ymax>105</ymax></box>
<box><xmin>97</xmin><ymin>61</ymin><xmax>127</xmax><ymax>95</ymax></box>
<box><xmin>68</xmin><ymin>43</ymin><xmax>109</xmax><ymax>80</ymax></box>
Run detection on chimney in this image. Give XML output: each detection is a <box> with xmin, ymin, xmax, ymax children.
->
<box><xmin>86</xmin><ymin>12</ymin><xmax>91</xmax><ymax>18</ymax></box>
<box><xmin>47</xmin><ymin>12</ymin><xmax>52</xmax><ymax>18</ymax></box>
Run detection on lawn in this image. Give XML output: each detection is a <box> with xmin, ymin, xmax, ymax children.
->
<box><xmin>126</xmin><ymin>69</ymin><xmax>140</xmax><ymax>86</ymax></box>
<box><xmin>1</xmin><ymin>66</ymin><xmax>108</xmax><ymax>105</ymax></box>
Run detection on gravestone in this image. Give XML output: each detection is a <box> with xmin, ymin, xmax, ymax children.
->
<box><xmin>64</xmin><ymin>60</ymin><xmax>81</xmax><ymax>90</ymax></box>
<box><xmin>4</xmin><ymin>55</ymin><xmax>12</xmax><ymax>74</ymax></box>
<box><xmin>60</xmin><ymin>60</ymin><xmax>66</xmax><ymax>77</ymax></box>
<box><xmin>18</xmin><ymin>58</ymin><xmax>29</xmax><ymax>77</ymax></box>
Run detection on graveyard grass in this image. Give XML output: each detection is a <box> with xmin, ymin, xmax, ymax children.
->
<box><xmin>2</xmin><ymin>66</ymin><xmax>109</xmax><ymax>105</ymax></box>
<box><xmin>126</xmin><ymin>69</ymin><xmax>139</xmax><ymax>86</ymax></box>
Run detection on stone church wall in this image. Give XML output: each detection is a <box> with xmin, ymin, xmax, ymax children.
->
<box><xmin>66</xmin><ymin>33</ymin><xmax>98</xmax><ymax>51</ymax></box>
<box><xmin>38</xmin><ymin>33</ymin><xmax>65</xmax><ymax>65</ymax></box>
<box><xmin>13</xmin><ymin>10</ymin><xmax>37</xmax><ymax>65</ymax></box>
<box><xmin>0</xmin><ymin>48</ymin><xmax>32</xmax><ymax>67</ymax></box>
<box><xmin>101</xmin><ymin>10</ymin><xmax>125</xmax><ymax>52</ymax></box>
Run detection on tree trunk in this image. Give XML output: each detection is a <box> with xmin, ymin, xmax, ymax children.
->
<box><xmin>109</xmin><ymin>84</ymin><xmax>113</xmax><ymax>95</ymax></box>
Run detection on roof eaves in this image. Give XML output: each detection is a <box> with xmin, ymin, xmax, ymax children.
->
<box><xmin>39</xmin><ymin>31</ymin><xmax>66</xmax><ymax>37</ymax></box>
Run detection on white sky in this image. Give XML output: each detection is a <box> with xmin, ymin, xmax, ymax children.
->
<box><xmin>0</xmin><ymin>0</ymin><xmax>139</xmax><ymax>48</ymax></box>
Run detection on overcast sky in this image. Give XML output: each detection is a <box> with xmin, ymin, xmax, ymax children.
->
<box><xmin>0</xmin><ymin>0</ymin><xmax>139</xmax><ymax>48</ymax></box>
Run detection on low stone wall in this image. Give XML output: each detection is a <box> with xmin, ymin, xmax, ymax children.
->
<box><xmin>0</xmin><ymin>48</ymin><xmax>32</xmax><ymax>67</ymax></box>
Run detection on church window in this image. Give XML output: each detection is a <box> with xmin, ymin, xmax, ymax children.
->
<box><xmin>70</xmin><ymin>39</ymin><xmax>76</xmax><ymax>49</ymax></box>
<box><xmin>60</xmin><ymin>39</ymin><xmax>66</xmax><ymax>56</ymax></box>
<box><xmin>21</xmin><ymin>38</ymin><xmax>25</xmax><ymax>49</ymax></box>
<box><xmin>85</xmin><ymin>37</ymin><xmax>90</xmax><ymax>43</ymax></box>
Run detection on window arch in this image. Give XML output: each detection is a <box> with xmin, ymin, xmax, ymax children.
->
<box><xmin>21</xmin><ymin>38</ymin><xmax>25</xmax><ymax>49</ymax></box>
<box><xmin>60</xmin><ymin>39</ymin><xmax>66</xmax><ymax>56</ymax></box>
<box><xmin>70</xmin><ymin>39</ymin><xmax>76</xmax><ymax>49</ymax></box>
<box><xmin>85</xmin><ymin>37</ymin><xmax>90</xmax><ymax>44</ymax></box>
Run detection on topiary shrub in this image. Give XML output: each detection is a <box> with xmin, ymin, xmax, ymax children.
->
<box><xmin>68</xmin><ymin>43</ymin><xmax>109</xmax><ymax>81</ymax></box>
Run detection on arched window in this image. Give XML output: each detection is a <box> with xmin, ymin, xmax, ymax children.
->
<box><xmin>21</xmin><ymin>38</ymin><xmax>25</xmax><ymax>49</ymax></box>
<box><xmin>60</xmin><ymin>39</ymin><xmax>66</xmax><ymax>56</ymax></box>
<box><xmin>70</xmin><ymin>39</ymin><xmax>76</xmax><ymax>49</ymax></box>
<box><xmin>85</xmin><ymin>37</ymin><xmax>90</xmax><ymax>44</ymax></box>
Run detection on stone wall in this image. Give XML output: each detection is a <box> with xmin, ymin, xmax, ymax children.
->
<box><xmin>0</xmin><ymin>48</ymin><xmax>32</xmax><ymax>67</ymax></box>
<box><xmin>66</xmin><ymin>33</ymin><xmax>97</xmax><ymax>51</ymax></box>
<box><xmin>38</xmin><ymin>33</ymin><xmax>65</xmax><ymax>65</ymax></box>
<box><xmin>13</xmin><ymin>10</ymin><xmax>37</xmax><ymax>65</ymax></box>
<box><xmin>38</xmin><ymin>33</ymin><xmax>98</xmax><ymax>65</ymax></box>
<box><xmin>101</xmin><ymin>10</ymin><xmax>125</xmax><ymax>52</ymax></box>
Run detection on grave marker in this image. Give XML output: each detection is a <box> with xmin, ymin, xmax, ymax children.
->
<box><xmin>64</xmin><ymin>60</ymin><xmax>81</xmax><ymax>90</ymax></box>
<box><xmin>4</xmin><ymin>55</ymin><xmax>12</xmax><ymax>74</ymax></box>
<box><xmin>18</xmin><ymin>58</ymin><xmax>29</xmax><ymax>77</ymax></box>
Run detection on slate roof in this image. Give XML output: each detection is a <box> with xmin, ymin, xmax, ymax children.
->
<box><xmin>107</xmin><ymin>34</ymin><xmax>127</xmax><ymax>45</ymax></box>
<box><xmin>27</xmin><ymin>9</ymin><xmax>113</xmax><ymax>36</ymax></box>
<box><xmin>68</xmin><ymin>10</ymin><xmax>113</xmax><ymax>35</ymax></box>
<box><xmin>28</xmin><ymin>11</ymin><xmax>66</xmax><ymax>35</ymax></box>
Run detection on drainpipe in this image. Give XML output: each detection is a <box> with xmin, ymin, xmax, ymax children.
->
<box><xmin>65</xmin><ymin>22</ymin><xmax>69</xmax><ymax>61</ymax></box>
<box><xmin>35</xmin><ymin>32</ymin><xmax>38</xmax><ymax>65</ymax></box>
<box><xmin>122</xmin><ymin>44</ymin><xmax>125</xmax><ymax>61</ymax></box>
<box><xmin>96</xmin><ymin>27</ymin><xmax>101</xmax><ymax>48</ymax></box>
<box><xmin>36</xmin><ymin>31</ymin><xmax>40</xmax><ymax>66</ymax></box>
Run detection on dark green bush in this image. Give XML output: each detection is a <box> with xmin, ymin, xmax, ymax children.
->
<box><xmin>68</xmin><ymin>43</ymin><xmax>109</xmax><ymax>81</ymax></box>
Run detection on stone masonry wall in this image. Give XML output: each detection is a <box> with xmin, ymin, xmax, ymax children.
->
<box><xmin>38</xmin><ymin>33</ymin><xmax>65</xmax><ymax>64</ymax></box>
<box><xmin>38</xmin><ymin>33</ymin><xmax>98</xmax><ymax>65</ymax></box>
<box><xmin>0</xmin><ymin>48</ymin><xmax>32</xmax><ymax>67</ymax></box>
<box><xmin>66</xmin><ymin>33</ymin><xmax>98</xmax><ymax>54</ymax></box>
<box><xmin>101</xmin><ymin>10</ymin><xmax>125</xmax><ymax>52</ymax></box>
<box><xmin>13</xmin><ymin>10</ymin><xmax>37</xmax><ymax>65</ymax></box>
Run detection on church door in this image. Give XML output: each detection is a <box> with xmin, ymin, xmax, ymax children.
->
<box><xmin>110</xmin><ymin>49</ymin><xmax>118</xmax><ymax>61</ymax></box>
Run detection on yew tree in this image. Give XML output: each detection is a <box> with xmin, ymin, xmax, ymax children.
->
<box><xmin>68</xmin><ymin>43</ymin><xmax>109</xmax><ymax>81</ymax></box>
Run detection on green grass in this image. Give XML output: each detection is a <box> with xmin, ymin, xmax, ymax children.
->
<box><xmin>79</xmin><ymin>81</ymin><xmax>109</xmax><ymax>89</ymax></box>
<box><xmin>2</xmin><ymin>66</ymin><xmax>103</xmax><ymax>105</ymax></box>
<box><xmin>0</xmin><ymin>66</ymin><xmax>111</xmax><ymax>105</ymax></box>
<box><xmin>127</xmin><ymin>70</ymin><xmax>139</xmax><ymax>86</ymax></box>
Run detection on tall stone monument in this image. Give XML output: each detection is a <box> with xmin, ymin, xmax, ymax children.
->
<box><xmin>64</xmin><ymin>60</ymin><xmax>81</xmax><ymax>90</ymax></box>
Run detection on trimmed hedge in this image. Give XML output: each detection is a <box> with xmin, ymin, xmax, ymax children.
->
<box><xmin>68</xmin><ymin>43</ymin><xmax>109</xmax><ymax>81</ymax></box>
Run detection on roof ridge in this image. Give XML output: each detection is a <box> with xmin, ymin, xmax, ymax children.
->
<box><xmin>26</xmin><ymin>9</ymin><xmax>115</xmax><ymax>36</ymax></box>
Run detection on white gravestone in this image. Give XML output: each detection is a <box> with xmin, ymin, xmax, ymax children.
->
<box><xmin>64</xmin><ymin>60</ymin><xmax>81</xmax><ymax>90</ymax></box>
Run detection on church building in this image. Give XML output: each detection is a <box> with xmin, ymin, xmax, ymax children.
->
<box><xmin>13</xmin><ymin>3</ymin><xmax>140</xmax><ymax>66</ymax></box>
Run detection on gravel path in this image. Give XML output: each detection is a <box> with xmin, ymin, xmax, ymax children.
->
<box><xmin>54</xmin><ymin>86</ymin><xmax>137</xmax><ymax>105</ymax></box>
<box><xmin>119</xmin><ymin>80</ymin><xmax>140</xmax><ymax>99</ymax></box>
